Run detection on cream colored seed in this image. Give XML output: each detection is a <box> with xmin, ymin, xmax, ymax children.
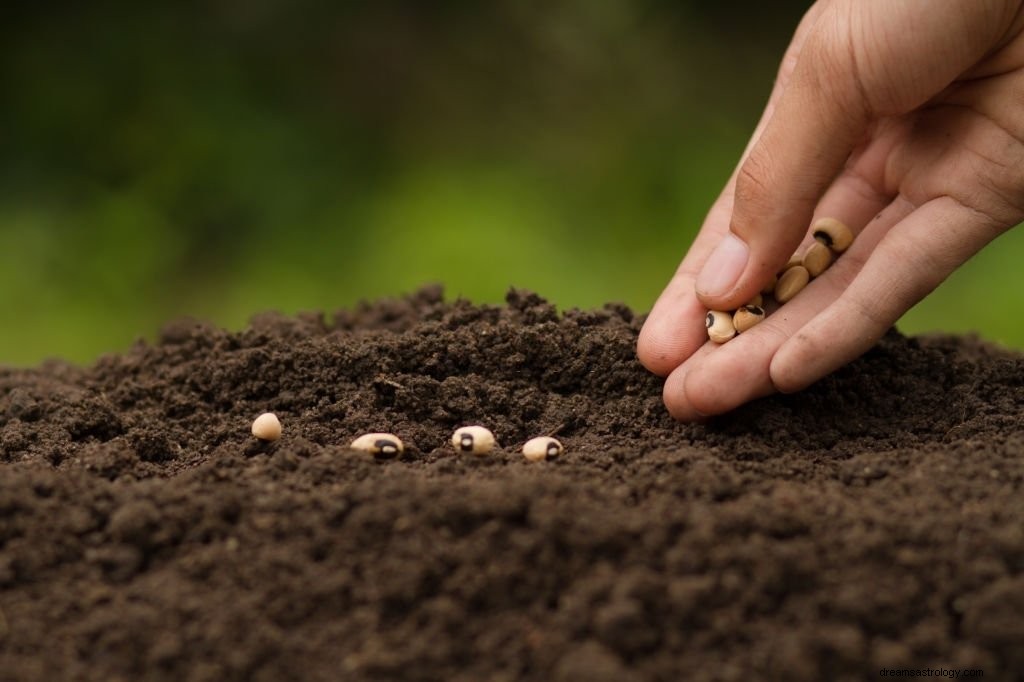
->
<box><xmin>350</xmin><ymin>432</ymin><xmax>404</xmax><ymax>459</ymax></box>
<box><xmin>784</xmin><ymin>251</ymin><xmax>804</xmax><ymax>270</ymax></box>
<box><xmin>451</xmin><ymin>425</ymin><xmax>496</xmax><ymax>455</ymax></box>
<box><xmin>812</xmin><ymin>217</ymin><xmax>854</xmax><ymax>252</ymax></box>
<box><xmin>746</xmin><ymin>293</ymin><xmax>763</xmax><ymax>308</ymax></box>
<box><xmin>733</xmin><ymin>305</ymin><xmax>765</xmax><ymax>333</ymax></box>
<box><xmin>251</xmin><ymin>412</ymin><xmax>282</xmax><ymax>442</ymax></box>
<box><xmin>706</xmin><ymin>310</ymin><xmax>736</xmax><ymax>344</ymax></box>
<box><xmin>775</xmin><ymin>265</ymin><xmax>810</xmax><ymax>303</ymax></box>
<box><xmin>522</xmin><ymin>437</ymin><xmax>563</xmax><ymax>462</ymax></box>
<box><xmin>802</xmin><ymin>241</ymin><xmax>834</xmax><ymax>277</ymax></box>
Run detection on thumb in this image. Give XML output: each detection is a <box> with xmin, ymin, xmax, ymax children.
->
<box><xmin>694</xmin><ymin>22</ymin><xmax>871</xmax><ymax>310</ymax></box>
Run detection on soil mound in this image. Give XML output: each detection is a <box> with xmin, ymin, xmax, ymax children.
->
<box><xmin>1</xmin><ymin>287</ymin><xmax>1022</xmax><ymax>681</ymax></box>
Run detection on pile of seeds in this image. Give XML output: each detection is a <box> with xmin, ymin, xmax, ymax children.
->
<box><xmin>706</xmin><ymin>217</ymin><xmax>853</xmax><ymax>343</ymax></box>
<box><xmin>251</xmin><ymin>415</ymin><xmax>563</xmax><ymax>462</ymax></box>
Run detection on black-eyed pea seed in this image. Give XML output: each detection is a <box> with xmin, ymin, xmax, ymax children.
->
<box><xmin>706</xmin><ymin>310</ymin><xmax>736</xmax><ymax>344</ymax></box>
<box><xmin>812</xmin><ymin>217</ymin><xmax>854</xmax><ymax>252</ymax></box>
<box><xmin>251</xmin><ymin>412</ymin><xmax>282</xmax><ymax>441</ymax></box>
<box><xmin>733</xmin><ymin>305</ymin><xmax>765</xmax><ymax>333</ymax></box>
<box><xmin>775</xmin><ymin>265</ymin><xmax>810</xmax><ymax>303</ymax></box>
<box><xmin>522</xmin><ymin>436</ymin><xmax>563</xmax><ymax>462</ymax></box>
<box><xmin>802</xmin><ymin>241</ymin><xmax>834</xmax><ymax>277</ymax></box>
<box><xmin>350</xmin><ymin>432</ymin><xmax>404</xmax><ymax>459</ymax></box>
<box><xmin>746</xmin><ymin>293</ymin><xmax>763</xmax><ymax>308</ymax></box>
<box><xmin>451</xmin><ymin>425</ymin><xmax>496</xmax><ymax>455</ymax></box>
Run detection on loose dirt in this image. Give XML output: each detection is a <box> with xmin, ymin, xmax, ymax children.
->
<box><xmin>1</xmin><ymin>287</ymin><xmax>1022</xmax><ymax>681</ymax></box>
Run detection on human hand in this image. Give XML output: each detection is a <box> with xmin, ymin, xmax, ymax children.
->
<box><xmin>638</xmin><ymin>0</ymin><xmax>1024</xmax><ymax>420</ymax></box>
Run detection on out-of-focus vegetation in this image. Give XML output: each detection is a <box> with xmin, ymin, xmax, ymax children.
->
<box><xmin>2</xmin><ymin>1</ymin><xmax>1021</xmax><ymax>366</ymax></box>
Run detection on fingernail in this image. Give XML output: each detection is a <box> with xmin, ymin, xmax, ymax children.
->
<box><xmin>696</xmin><ymin>233</ymin><xmax>749</xmax><ymax>297</ymax></box>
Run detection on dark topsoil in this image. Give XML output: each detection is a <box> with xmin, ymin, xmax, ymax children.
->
<box><xmin>1</xmin><ymin>287</ymin><xmax>1023</xmax><ymax>682</ymax></box>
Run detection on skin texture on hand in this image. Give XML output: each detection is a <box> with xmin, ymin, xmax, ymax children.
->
<box><xmin>638</xmin><ymin>0</ymin><xmax>1024</xmax><ymax>421</ymax></box>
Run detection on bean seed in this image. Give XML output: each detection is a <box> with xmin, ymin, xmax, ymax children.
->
<box><xmin>812</xmin><ymin>217</ymin><xmax>853</xmax><ymax>252</ymax></box>
<box><xmin>802</xmin><ymin>241</ymin><xmax>834</xmax><ymax>277</ymax></box>
<box><xmin>706</xmin><ymin>310</ymin><xmax>736</xmax><ymax>344</ymax></box>
<box><xmin>733</xmin><ymin>305</ymin><xmax>765</xmax><ymax>333</ymax></box>
<box><xmin>251</xmin><ymin>413</ymin><xmax>282</xmax><ymax>441</ymax></box>
<box><xmin>522</xmin><ymin>436</ymin><xmax>563</xmax><ymax>462</ymax></box>
<box><xmin>451</xmin><ymin>425</ymin><xmax>496</xmax><ymax>455</ymax></box>
<box><xmin>775</xmin><ymin>265</ymin><xmax>810</xmax><ymax>303</ymax></box>
<box><xmin>784</xmin><ymin>252</ymin><xmax>803</xmax><ymax>270</ymax></box>
<box><xmin>746</xmin><ymin>293</ymin><xmax>763</xmax><ymax>308</ymax></box>
<box><xmin>350</xmin><ymin>432</ymin><xmax>404</xmax><ymax>459</ymax></box>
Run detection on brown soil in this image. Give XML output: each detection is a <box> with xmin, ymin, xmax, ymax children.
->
<box><xmin>1</xmin><ymin>286</ymin><xmax>1023</xmax><ymax>682</ymax></box>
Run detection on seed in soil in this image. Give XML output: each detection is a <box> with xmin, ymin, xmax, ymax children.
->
<box><xmin>706</xmin><ymin>311</ymin><xmax>736</xmax><ymax>344</ymax></box>
<box><xmin>522</xmin><ymin>437</ymin><xmax>563</xmax><ymax>462</ymax></box>
<box><xmin>251</xmin><ymin>413</ymin><xmax>282</xmax><ymax>441</ymax></box>
<box><xmin>813</xmin><ymin>217</ymin><xmax>853</xmax><ymax>252</ymax></box>
<box><xmin>733</xmin><ymin>305</ymin><xmax>765</xmax><ymax>333</ymax></box>
<box><xmin>350</xmin><ymin>433</ymin><xmax>404</xmax><ymax>459</ymax></box>
<box><xmin>775</xmin><ymin>265</ymin><xmax>810</xmax><ymax>303</ymax></box>
<box><xmin>802</xmin><ymin>241</ymin><xmax>834</xmax><ymax>277</ymax></box>
<box><xmin>451</xmin><ymin>425</ymin><xmax>496</xmax><ymax>455</ymax></box>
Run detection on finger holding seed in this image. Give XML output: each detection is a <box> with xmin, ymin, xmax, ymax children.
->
<box><xmin>251</xmin><ymin>413</ymin><xmax>282</xmax><ymax>442</ymax></box>
<box><xmin>350</xmin><ymin>433</ymin><xmax>404</xmax><ymax>459</ymax></box>
<box><xmin>706</xmin><ymin>311</ymin><xmax>736</xmax><ymax>344</ymax></box>
<box><xmin>523</xmin><ymin>436</ymin><xmax>563</xmax><ymax>462</ymax></box>
<box><xmin>451</xmin><ymin>425</ymin><xmax>496</xmax><ymax>455</ymax></box>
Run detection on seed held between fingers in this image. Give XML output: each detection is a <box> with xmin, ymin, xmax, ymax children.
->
<box><xmin>451</xmin><ymin>425</ymin><xmax>496</xmax><ymax>455</ymax></box>
<box><xmin>706</xmin><ymin>311</ymin><xmax>736</xmax><ymax>344</ymax></box>
<box><xmin>522</xmin><ymin>436</ymin><xmax>563</xmax><ymax>462</ymax></box>
<box><xmin>351</xmin><ymin>432</ymin><xmax>404</xmax><ymax>459</ymax></box>
<box><xmin>733</xmin><ymin>305</ymin><xmax>765</xmax><ymax>333</ymax></box>
<box><xmin>802</xmin><ymin>241</ymin><xmax>834</xmax><ymax>277</ymax></box>
<box><xmin>812</xmin><ymin>217</ymin><xmax>854</xmax><ymax>253</ymax></box>
<box><xmin>251</xmin><ymin>413</ymin><xmax>282</xmax><ymax>441</ymax></box>
<box><xmin>746</xmin><ymin>293</ymin><xmax>763</xmax><ymax>308</ymax></box>
<box><xmin>775</xmin><ymin>265</ymin><xmax>810</xmax><ymax>303</ymax></box>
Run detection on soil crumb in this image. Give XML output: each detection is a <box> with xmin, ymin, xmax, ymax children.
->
<box><xmin>1</xmin><ymin>287</ymin><xmax>1022</xmax><ymax>681</ymax></box>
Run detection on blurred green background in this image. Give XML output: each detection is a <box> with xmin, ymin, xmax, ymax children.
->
<box><xmin>2</xmin><ymin>1</ymin><xmax>1022</xmax><ymax>366</ymax></box>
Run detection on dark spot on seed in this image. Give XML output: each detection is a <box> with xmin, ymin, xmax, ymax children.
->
<box><xmin>374</xmin><ymin>439</ymin><xmax>399</xmax><ymax>459</ymax></box>
<box><xmin>705</xmin><ymin>313</ymin><xmax>714</xmax><ymax>328</ymax></box>
<box><xmin>741</xmin><ymin>305</ymin><xmax>764</xmax><ymax>316</ymax></box>
<box><xmin>813</xmin><ymin>231</ymin><xmax>833</xmax><ymax>247</ymax></box>
<box><xmin>547</xmin><ymin>443</ymin><xmax>560</xmax><ymax>457</ymax></box>
<box><xmin>459</xmin><ymin>434</ymin><xmax>474</xmax><ymax>451</ymax></box>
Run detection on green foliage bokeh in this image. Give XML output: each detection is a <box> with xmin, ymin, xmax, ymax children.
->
<box><xmin>2</xmin><ymin>1</ymin><xmax>1021</xmax><ymax>366</ymax></box>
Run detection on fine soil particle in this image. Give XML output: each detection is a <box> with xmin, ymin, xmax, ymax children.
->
<box><xmin>1</xmin><ymin>286</ymin><xmax>1022</xmax><ymax>682</ymax></box>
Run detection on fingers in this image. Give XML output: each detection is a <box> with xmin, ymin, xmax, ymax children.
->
<box><xmin>770</xmin><ymin>196</ymin><xmax>1005</xmax><ymax>392</ymax></box>
<box><xmin>693</xmin><ymin>0</ymin><xmax>1013</xmax><ymax>314</ymax></box>
<box><xmin>637</xmin><ymin>3</ymin><xmax>827</xmax><ymax>377</ymax></box>
<box><xmin>664</xmin><ymin>194</ymin><xmax>913</xmax><ymax>420</ymax></box>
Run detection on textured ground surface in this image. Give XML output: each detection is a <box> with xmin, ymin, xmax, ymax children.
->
<box><xmin>1</xmin><ymin>287</ymin><xmax>1022</xmax><ymax>681</ymax></box>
